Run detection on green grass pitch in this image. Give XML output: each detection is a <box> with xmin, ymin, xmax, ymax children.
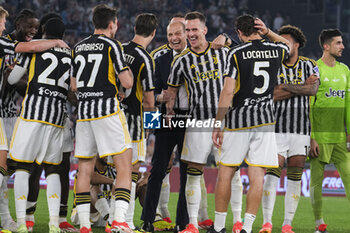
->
<box><xmin>4</xmin><ymin>189</ymin><xmax>350</xmax><ymax>233</ymax></box>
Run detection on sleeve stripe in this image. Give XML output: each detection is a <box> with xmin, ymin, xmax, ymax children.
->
<box><xmin>99</xmin><ymin>36</ymin><xmax>125</xmax><ymax>72</ymax></box>
<box><xmin>135</xmin><ymin>47</ymin><xmax>154</xmax><ymax>90</ymax></box>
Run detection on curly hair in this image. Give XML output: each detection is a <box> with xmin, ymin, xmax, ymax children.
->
<box><xmin>278</xmin><ymin>25</ymin><xmax>306</xmax><ymax>49</ymax></box>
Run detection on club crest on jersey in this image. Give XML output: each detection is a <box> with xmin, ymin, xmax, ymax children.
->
<box><xmin>143</xmin><ymin>111</ymin><xmax>161</xmax><ymax>129</ymax></box>
<box><xmin>325</xmin><ymin>88</ymin><xmax>345</xmax><ymax>98</ymax></box>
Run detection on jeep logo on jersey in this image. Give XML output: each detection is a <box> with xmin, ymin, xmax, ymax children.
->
<box><xmin>143</xmin><ymin>111</ymin><xmax>161</xmax><ymax>129</ymax></box>
<box><xmin>325</xmin><ymin>88</ymin><xmax>345</xmax><ymax>99</ymax></box>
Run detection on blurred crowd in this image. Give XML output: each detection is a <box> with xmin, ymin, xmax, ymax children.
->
<box><xmin>2</xmin><ymin>0</ymin><xmax>297</xmax><ymax>53</ymax></box>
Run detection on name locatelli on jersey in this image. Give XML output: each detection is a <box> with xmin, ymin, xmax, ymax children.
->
<box><xmin>242</xmin><ymin>49</ymin><xmax>279</xmax><ymax>59</ymax></box>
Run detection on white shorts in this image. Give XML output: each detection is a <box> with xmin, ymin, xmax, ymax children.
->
<box><xmin>63</xmin><ymin>117</ymin><xmax>74</xmax><ymax>153</ymax></box>
<box><xmin>9</xmin><ymin>118</ymin><xmax>64</xmax><ymax>165</ymax></box>
<box><xmin>276</xmin><ymin>133</ymin><xmax>310</xmax><ymax>158</ymax></box>
<box><xmin>0</xmin><ymin>118</ymin><xmax>8</xmax><ymax>151</ymax></box>
<box><xmin>75</xmin><ymin>111</ymin><xmax>132</xmax><ymax>159</ymax></box>
<box><xmin>219</xmin><ymin>124</ymin><xmax>278</xmax><ymax>168</ymax></box>
<box><xmin>181</xmin><ymin>126</ymin><xmax>215</xmax><ymax>164</ymax></box>
<box><xmin>131</xmin><ymin>139</ymin><xmax>146</xmax><ymax>164</ymax></box>
<box><xmin>2</xmin><ymin>117</ymin><xmax>17</xmax><ymax>154</ymax></box>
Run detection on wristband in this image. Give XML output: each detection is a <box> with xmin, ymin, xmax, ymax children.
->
<box><xmin>347</xmin><ymin>142</ymin><xmax>350</xmax><ymax>148</ymax></box>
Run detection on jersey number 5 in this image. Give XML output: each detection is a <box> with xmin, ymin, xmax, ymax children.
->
<box><xmin>253</xmin><ymin>61</ymin><xmax>270</xmax><ymax>94</ymax></box>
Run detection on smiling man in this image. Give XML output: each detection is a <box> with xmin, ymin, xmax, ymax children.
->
<box><xmin>309</xmin><ymin>29</ymin><xmax>350</xmax><ymax>233</ymax></box>
<box><xmin>166</xmin><ymin>11</ymin><xmax>229</xmax><ymax>233</ymax></box>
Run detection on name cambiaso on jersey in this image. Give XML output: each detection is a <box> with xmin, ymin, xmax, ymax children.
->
<box><xmin>275</xmin><ymin>56</ymin><xmax>318</xmax><ymax>135</ymax></box>
<box><xmin>17</xmin><ymin>47</ymin><xmax>72</xmax><ymax>127</ymax></box>
<box><xmin>168</xmin><ymin>43</ymin><xmax>228</xmax><ymax>120</ymax></box>
<box><xmin>121</xmin><ymin>41</ymin><xmax>155</xmax><ymax>141</ymax></box>
<box><xmin>71</xmin><ymin>34</ymin><xmax>128</xmax><ymax>121</ymax></box>
<box><xmin>224</xmin><ymin>39</ymin><xmax>289</xmax><ymax>130</ymax></box>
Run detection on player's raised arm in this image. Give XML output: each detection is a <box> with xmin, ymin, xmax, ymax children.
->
<box><xmin>254</xmin><ymin>18</ymin><xmax>291</xmax><ymax>51</ymax></box>
<box><xmin>15</xmin><ymin>39</ymin><xmax>69</xmax><ymax>53</ymax></box>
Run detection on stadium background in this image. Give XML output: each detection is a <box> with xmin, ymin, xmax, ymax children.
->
<box><xmin>2</xmin><ymin>0</ymin><xmax>348</xmax><ymax>197</ymax></box>
<box><xmin>2</xmin><ymin>0</ymin><xmax>350</xmax><ymax>65</ymax></box>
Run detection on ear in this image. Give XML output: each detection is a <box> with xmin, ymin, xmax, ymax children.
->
<box><xmin>203</xmin><ymin>26</ymin><xmax>208</xmax><ymax>35</ymax></box>
<box><xmin>295</xmin><ymin>42</ymin><xmax>300</xmax><ymax>50</ymax></box>
<box><xmin>323</xmin><ymin>43</ymin><xmax>329</xmax><ymax>51</ymax></box>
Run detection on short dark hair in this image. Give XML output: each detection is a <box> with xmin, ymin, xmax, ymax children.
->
<box><xmin>43</xmin><ymin>18</ymin><xmax>65</xmax><ymax>39</ymax></box>
<box><xmin>135</xmin><ymin>13</ymin><xmax>158</xmax><ymax>37</ymax></box>
<box><xmin>319</xmin><ymin>28</ymin><xmax>342</xmax><ymax>49</ymax></box>
<box><xmin>92</xmin><ymin>4</ymin><xmax>118</xmax><ymax>29</ymax></box>
<box><xmin>34</xmin><ymin>12</ymin><xmax>62</xmax><ymax>39</ymax></box>
<box><xmin>185</xmin><ymin>11</ymin><xmax>206</xmax><ymax>24</ymax></box>
<box><xmin>235</xmin><ymin>14</ymin><xmax>258</xmax><ymax>37</ymax></box>
<box><xmin>15</xmin><ymin>9</ymin><xmax>37</xmax><ymax>26</ymax></box>
<box><xmin>278</xmin><ymin>25</ymin><xmax>307</xmax><ymax>49</ymax></box>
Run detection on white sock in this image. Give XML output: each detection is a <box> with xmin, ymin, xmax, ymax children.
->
<box><xmin>214</xmin><ymin>211</ymin><xmax>227</xmax><ymax>232</ymax></box>
<box><xmin>46</xmin><ymin>174</ymin><xmax>61</xmax><ymax>227</ymax></box>
<box><xmin>242</xmin><ymin>213</ymin><xmax>256</xmax><ymax>233</ymax></box>
<box><xmin>230</xmin><ymin>170</ymin><xmax>242</xmax><ymax>223</ymax></box>
<box><xmin>59</xmin><ymin>217</ymin><xmax>67</xmax><ymax>223</ymax></box>
<box><xmin>157</xmin><ymin>173</ymin><xmax>170</xmax><ymax>218</ymax></box>
<box><xmin>26</xmin><ymin>214</ymin><xmax>35</xmax><ymax>222</ymax></box>
<box><xmin>283</xmin><ymin>179</ymin><xmax>301</xmax><ymax>226</ymax></box>
<box><xmin>0</xmin><ymin>176</ymin><xmax>13</xmax><ymax>222</ymax></box>
<box><xmin>14</xmin><ymin>170</ymin><xmax>29</xmax><ymax>225</ymax></box>
<box><xmin>95</xmin><ymin>197</ymin><xmax>110</xmax><ymax>221</ymax></box>
<box><xmin>316</xmin><ymin>219</ymin><xmax>325</xmax><ymax>227</ymax></box>
<box><xmin>198</xmin><ymin>174</ymin><xmax>209</xmax><ymax>222</ymax></box>
<box><xmin>115</xmin><ymin>199</ymin><xmax>129</xmax><ymax>222</ymax></box>
<box><xmin>125</xmin><ymin>182</ymin><xmax>136</xmax><ymax>228</ymax></box>
<box><xmin>186</xmin><ymin>174</ymin><xmax>201</xmax><ymax>227</ymax></box>
<box><xmin>108</xmin><ymin>196</ymin><xmax>115</xmax><ymax>224</ymax></box>
<box><xmin>262</xmin><ymin>174</ymin><xmax>279</xmax><ymax>224</ymax></box>
<box><xmin>77</xmin><ymin>203</ymin><xmax>90</xmax><ymax>229</ymax></box>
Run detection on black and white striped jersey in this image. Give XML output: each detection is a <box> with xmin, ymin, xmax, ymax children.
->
<box><xmin>16</xmin><ymin>47</ymin><xmax>72</xmax><ymax>127</ymax></box>
<box><xmin>168</xmin><ymin>43</ymin><xmax>228</xmax><ymax>120</ymax></box>
<box><xmin>71</xmin><ymin>34</ymin><xmax>128</xmax><ymax>121</ymax></box>
<box><xmin>0</xmin><ymin>34</ymin><xmax>22</xmax><ymax>118</ymax></box>
<box><xmin>0</xmin><ymin>37</ymin><xmax>17</xmax><ymax>57</ymax></box>
<box><xmin>121</xmin><ymin>41</ymin><xmax>155</xmax><ymax>141</ymax></box>
<box><xmin>275</xmin><ymin>56</ymin><xmax>318</xmax><ymax>135</ymax></box>
<box><xmin>224</xmin><ymin>39</ymin><xmax>289</xmax><ymax>130</ymax></box>
<box><xmin>150</xmin><ymin>43</ymin><xmax>171</xmax><ymax>60</ymax></box>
